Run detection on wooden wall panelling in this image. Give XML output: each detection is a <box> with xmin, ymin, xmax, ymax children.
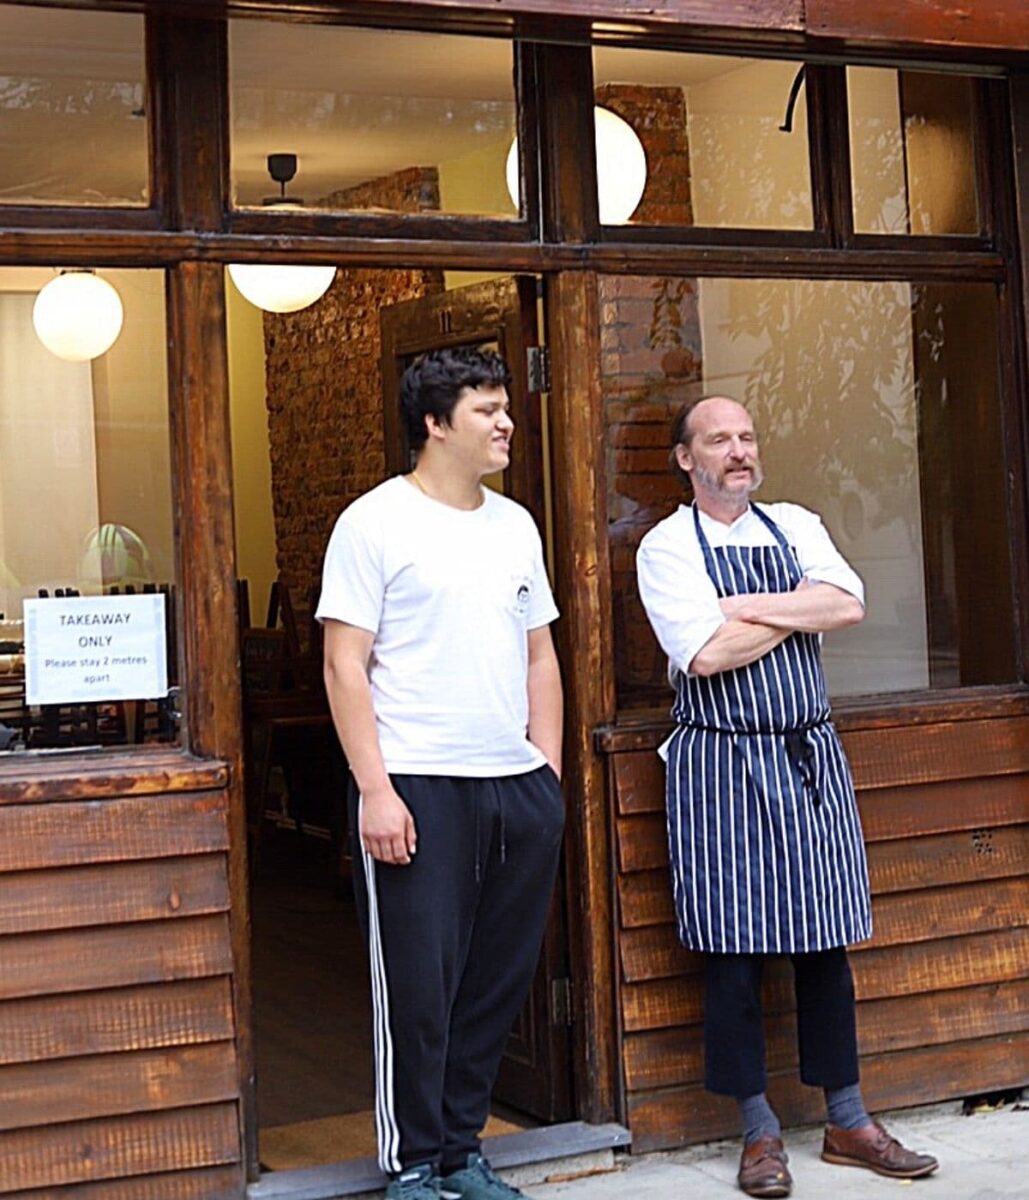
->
<box><xmin>0</xmin><ymin>752</ymin><xmax>227</xmax><ymax>807</ymax></box>
<box><xmin>0</xmin><ymin>914</ymin><xmax>233</xmax><ymax>1003</ymax></box>
<box><xmin>0</xmin><ymin>856</ymin><xmax>231</xmax><ymax>936</ymax></box>
<box><xmin>0</xmin><ymin>978</ymin><xmax>235</xmax><ymax>1067</ymax></box>
<box><xmin>623</xmin><ymin>978</ymin><xmax>1029</xmax><ymax>1092</ymax></box>
<box><xmin>621</xmin><ymin>926</ymin><xmax>1029</xmax><ymax>1034</ymax></box>
<box><xmin>857</xmin><ymin>774</ymin><xmax>1029</xmax><ymax>841</ymax></box>
<box><xmin>617</xmin><ymin>823</ymin><xmax>1028</xmax><ymax>928</ymax></box>
<box><xmin>613</xmin><ymin>753</ymin><xmax>1029</xmax><ymax>830</ymax></box>
<box><xmin>619</xmin><ymin>877</ymin><xmax>1027</xmax><ymax>984</ymax></box>
<box><xmin>0</xmin><ymin>1043</ymin><xmax>238</xmax><ymax>1133</ymax></box>
<box><xmin>843</xmin><ymin>716</ymin><xmax>1029</xmax><ymax>788</ymax></box>
<box><xmin>0</xmin><ymin>1103</ymin><xmax>240</xmax><ymax>1194</ymax></box>
<box><xmin>626</xmin><ymin>1031</ymin><xmax>1028</xmax><ymax>1152</ymax></box>
<box><xmin>0</xmin><ymin>794</ymin><xmax>228</xmax><ymax>873</ymax></box>
<box><xmin>7</xmin><ymin>1164</ymin><xmax>242</xmax><ymax>1200</ymax></box>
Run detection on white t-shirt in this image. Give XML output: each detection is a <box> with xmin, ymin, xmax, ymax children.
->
<box><xmin>637</xmin><ymin>501</ymin><xmax>865</xmax><ymax>680</ymax></box>
<box><xmin>315</xmin><ymin>476</ymin><xmax>559</xmax><ymax>777</ymax></box>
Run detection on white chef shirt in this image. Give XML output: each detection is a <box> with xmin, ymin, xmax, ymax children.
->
<box><xmin>637</xmin><ymin>501</ymin><xmax>865</xmax><ymax>681</ymax></box>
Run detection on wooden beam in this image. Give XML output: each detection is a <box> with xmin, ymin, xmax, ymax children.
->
<box><xmin>167</xmin><ymin>259</ymin><xmax>254</xmax><ymax>1175</ymax></box>
<box><xmin>547</xmin><ymin>270</ymin><xmax>620</xmax><ymax>1123</ymax></box>
<box><xmin>807</xmin><ymin>0</ymin><xmax>1029</xmax><ymax>54</ymax></box>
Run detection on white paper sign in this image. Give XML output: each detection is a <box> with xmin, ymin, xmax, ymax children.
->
<box><xmin>24</xmin><ymin>594</ymin><xmax>169</xmax><ymax>705</ymax></box>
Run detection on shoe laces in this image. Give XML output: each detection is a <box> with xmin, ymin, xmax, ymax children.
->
<box><xmin>468</xmin><ymin>1156</ymin><xmax>521</xmax><ymax>1197</ymax></box>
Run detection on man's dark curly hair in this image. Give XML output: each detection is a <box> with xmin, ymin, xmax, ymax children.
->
<box><xmin>400</xmin><ymin>347</ymin><xmax>512</xmax><ymax>453</ymax></box>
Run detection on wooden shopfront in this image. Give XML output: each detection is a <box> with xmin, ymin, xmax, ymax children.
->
<box><xmin>0</xmin><ymin>1</ymin><xmax>1027</xmax><ymax>1197</ymax></box>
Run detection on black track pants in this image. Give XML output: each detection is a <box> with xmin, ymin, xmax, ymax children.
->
<box><xmin>349</xmin><ymin>766</ymin><xmax>565</xmax><ymax>1175</ymax></box>
<box><xmin>703</xmin><ymin>947</ymin><xmax>860</xmax><ymax>1097</ymax></box>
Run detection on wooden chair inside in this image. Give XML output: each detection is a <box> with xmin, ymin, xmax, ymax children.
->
<box><xmin>240</xmin><ymin>625</ymin><xmax>337</xmax><ymax>873</ymax></box>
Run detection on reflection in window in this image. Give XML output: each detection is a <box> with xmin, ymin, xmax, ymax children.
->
<box><xmin>229</xmin><ymin>22</ymin><xmax>518</xmax><ymax>218</ymax></box>
<box><xmin>602</xmin><ymin>275</ymin><xmax>1014</xmax><ymax>709</ymax></box>
<box><xmin>848</xmin><ymin>68</ymin><xmax>981</xmax><ymax>236</ymax></box>
<box><xmin>0</xmin><ymin>4</ymin><xmax>149</xmax><ymax>207</ymax></box>
<box><xmin>0</xmin><ymin>269</ymin><xmax>177</xmax><ymax>752</ymax></box>
<box><xmin>591</xmin><ymin>49</ymin><xmax>812</xmax><ymax>229</ymax></box>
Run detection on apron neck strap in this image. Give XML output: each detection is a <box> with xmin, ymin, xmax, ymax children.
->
<box><xmin>692</xmin><ymin>501</ymin><xmax>795</xmax><ymax>585</ymax></box>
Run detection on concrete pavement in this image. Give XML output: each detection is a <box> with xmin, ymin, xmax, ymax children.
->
<box><xmin>513</xmin><ymin>1102</ymin><xmax>1027</xmax><ymax>1200</ymax></box>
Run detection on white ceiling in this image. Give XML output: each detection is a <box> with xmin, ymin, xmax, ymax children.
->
<box><xmin>0</xmin><ymin>3</ymin><xmax>762</xmax><ymax>207</ymax></box>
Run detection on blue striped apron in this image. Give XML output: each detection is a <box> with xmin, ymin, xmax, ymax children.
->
<box><xmin>664</xmin><ymin>503</ymin><xmax>872</xmax><ymax>955</ymax></box>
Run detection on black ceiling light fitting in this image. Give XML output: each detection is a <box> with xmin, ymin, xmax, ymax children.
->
<box><xmin>779</xmin><ymin>66</ymin><xmax>807</xmax><ymax>134</ymax></box>
<box><xmin>263</xmin><ymin>152</ymin><xmax>303</xmax><ymax>206</ymax></box>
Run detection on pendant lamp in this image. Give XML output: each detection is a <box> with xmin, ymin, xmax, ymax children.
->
<box><xmin>32</xmin><ymin>270</ymin><xmax>124</xmax><ymax>362</ymax></box>
<box><xmin>228</xmin><ymin>153</ymin><xmax>336</xmax><ymax>314</ymax></box>
<box><xmin>506</xmin><ymin>106</ymin><xmax>647</xmax><ymax>225</ymax></box>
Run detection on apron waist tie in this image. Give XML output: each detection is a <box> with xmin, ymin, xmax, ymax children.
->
<box><xmin>678</xmin><ymin>718</ymin><xmax>829</xmax><ymax>807</ymax></box>
<box><xmin>784</xmin><ymin>728</ymin><xmax>822</xmax><ymax>807</ymax></box>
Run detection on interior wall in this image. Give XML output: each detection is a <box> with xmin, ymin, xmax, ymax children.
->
<box><xmin>0</xmin><ymin>289</ymin><xmax>100</xmax><ymax>616</ymax></box>
<box><xmin>90</xmin><ymin>268</ymin><xmax>174</xmax><ymax>588</ymax></box>
<box><xmin>0</xmin><ymin>268</ymin><xmax>175</xmax><ymax>615</ymax></box>
<box><xmin>848</xmin><ymin>68</ymin><xmax>909</xmax><ymax>233</ymax></box>
<box><xmin>697</xmin><ymin>277</ymin><xmax>930</xmax><ymax>695</ymax></box>
<box><xmin>227</xmin><ymin>278</ymin><xmax>278</xmax><ymax>626</ymax></box>
<box><xmin>686</xmin><ymin>58</ymin><xmax>813</xmax><ymax>229</ymax></box>
<box><xmin>262</xmin><ymin>169</ymin><xmax>444</xmax><ymax>631</ymax></box>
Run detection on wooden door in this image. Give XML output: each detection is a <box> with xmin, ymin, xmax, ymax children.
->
<box><xmin>379</xmin><ymin>276</ymin><xmax>574</xmax><ymax>1122</ymax></box>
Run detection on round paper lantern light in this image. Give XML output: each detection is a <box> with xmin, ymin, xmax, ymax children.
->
<box><xmin>32</xmin><ymin>271</ymin><xmax>124</xmax><ymax>362</ymax></box>
<box><xmin>227</xmin><ymin>263</ymin><xmax>336</xmax><ymax>314</ymax></box>
<box><xmin>506</xmin><ymin>105</ymin><xmax>647</xmax><ymax>225</ymax></box>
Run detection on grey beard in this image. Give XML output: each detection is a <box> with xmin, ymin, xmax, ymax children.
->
<box><xmin>693</xmin><ymin>461</ymin><xmax>764</xmax><ymax>499</ymax></box>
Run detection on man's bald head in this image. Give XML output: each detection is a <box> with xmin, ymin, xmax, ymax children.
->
<box><xmin>670</xmin><ymin>396</ymin><xmax>753</xmax><ymax>482</ymax></box>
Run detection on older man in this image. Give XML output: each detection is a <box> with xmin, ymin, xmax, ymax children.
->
<box><xmin>636</xmin><ymin>397</ymin><xmax>938</xmax><ymax>1197</ymax></box>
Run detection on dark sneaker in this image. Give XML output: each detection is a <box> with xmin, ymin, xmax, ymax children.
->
<box><xmin>439</xmin><ymin>1153</ymin><xmax>525</xmax><ymax>1199</ymax></box>
<box><xmin>386</xmin><ymin>1164</ymin><xmax>442</xmax><ymax>1199</ymax></box>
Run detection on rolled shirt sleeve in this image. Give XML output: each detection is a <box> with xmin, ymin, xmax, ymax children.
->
<box><xmin>785</xmin><ymin>506</ymin><xmax>865</xmax><ymax>607</ymax></box>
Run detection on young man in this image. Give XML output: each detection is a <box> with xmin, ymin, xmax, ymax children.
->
<box><xmin>636</xmin><ymin>397</ymin><xmax>939</xmax><ymax>1198</ymax></box>
<box><xmin>316</xmin><ymin>347</ymin><xmax>565</xmax><ymax>1200</ymax></box>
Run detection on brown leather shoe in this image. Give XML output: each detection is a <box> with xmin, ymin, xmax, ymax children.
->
<box><xmin>738</xmin><ymin>1135</ymin><xmax>791</xmax><ymax>1197</ymax></box>
<box><xmin>822</xmin><ymin>1121</ymin><xmax>939</xmax><ymax>1178</ymax></box>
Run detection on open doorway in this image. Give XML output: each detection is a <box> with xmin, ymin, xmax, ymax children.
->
<box><xmin>225</xmin><ymin>262</ymin><xmax>571</xmax><ymax>1180</ymax></box>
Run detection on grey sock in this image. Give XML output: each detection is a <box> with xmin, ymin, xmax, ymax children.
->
<box><xmin>825</xmin><ymin>1082</ymin><xmax>871</xmax><ymax>1130</ymax></box>
<box><xmin>739</xmin><ymin>1092</ymin><xmax>781</xmax><ymax>1145</ymax></box>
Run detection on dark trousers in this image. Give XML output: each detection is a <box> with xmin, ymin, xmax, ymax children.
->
<box><xmin>703</xmin><ymin>948</ymin><xmax>860</xmax><ymax>1098</ymax></box>
<box><xmin>349</xmin><ymin>767</ymin><xmax>564</xmax><ymax>1175</ymax></box>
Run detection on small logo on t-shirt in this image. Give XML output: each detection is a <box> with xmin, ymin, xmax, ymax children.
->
<box><xmin>512</xmin><ymin>574</ymin><xmax>532</xmax><ymax>617</ymax></box>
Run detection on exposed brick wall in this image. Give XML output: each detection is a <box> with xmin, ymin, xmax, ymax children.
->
<box><xmin>595</xmin><ymin>86</ymin><xmax>702</xmax><ymax>708</ymax></box>
<box><xmin>263</xmin><ymin>169</ymin><xmax>443</xmax><ymax>642</ymax></box>
<box><xmin>595</xmin><ymin>83</ymin><xmax>692</xmax><ymax>227</ymax></box>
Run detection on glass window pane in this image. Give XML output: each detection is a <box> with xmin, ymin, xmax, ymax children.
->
<box><xmin>0</xmin><ymin>268</ymin><xmax>178</xmax><ymax>753</ymax></box>
<box><xmin>848</xmin><ymin>67</ymin><xmax>981</xmax><ymax>236</ymax></box>
<box><xmin>0</xmin><ymin>5</ymin><xmax>149</xmax><ymax>207</ymax></box>
<box><xmin>229</xmin><ymin>22</ymin><xmax>518</xmax><ymax>219</ymax></box>
<box><xmin>602</xmin><ymin>275</ymin><xmax>1014</xmax><ymax>709</ymax></box>
<box><xmin>591</xmin><ymin>49</ymin><xmax>812</xmax><ymax>229</ymax></box>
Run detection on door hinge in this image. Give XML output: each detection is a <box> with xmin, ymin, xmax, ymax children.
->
<box><xmin>526</xmin><ymin>344</ymin><xmax>551</xmax><ymax>393</ymax></box>
<box><xmin>550</xmin><ymin>976</ymin><xmax>573</xmax><ymax>1027</ymax></box>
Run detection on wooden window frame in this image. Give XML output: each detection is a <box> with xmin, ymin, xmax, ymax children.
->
<box><xmin>1</xmin><ymin>6</ymin><xmax>1027</xmax><ymax>1174</ymax></box>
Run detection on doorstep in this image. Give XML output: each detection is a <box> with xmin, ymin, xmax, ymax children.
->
<box><xmin>247</xmin><ymin>1121</ymin><xmax>632</xmax><ymax>1200</ymax></box>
